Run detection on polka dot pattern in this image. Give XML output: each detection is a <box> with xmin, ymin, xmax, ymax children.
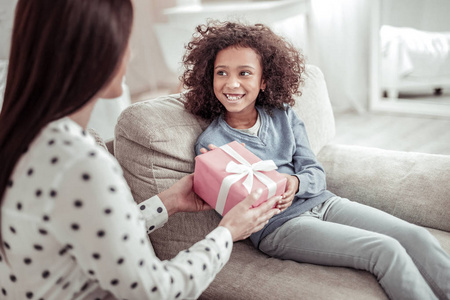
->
<box><xmin>0</xmin><ymin>117</ymin><xmax>233</xmax><ymax>299</ymax></box>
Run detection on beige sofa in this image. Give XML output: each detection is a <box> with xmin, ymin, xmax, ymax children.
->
<box><xmin>111</xmin><ymin>65</ymin><xmax>450</xmax><ymax>299</ymax></box>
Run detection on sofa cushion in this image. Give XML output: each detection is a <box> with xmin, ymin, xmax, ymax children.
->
<box><xmin>199</xmin><ymin>239</ymin><xmax>387</xmax><ymax>300</ymax></box>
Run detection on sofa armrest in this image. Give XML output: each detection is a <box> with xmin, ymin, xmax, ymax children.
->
<box><xmin>317</xmin><ymin>144</ymin><xmax>450</xmax><ymax>232</ymax></box>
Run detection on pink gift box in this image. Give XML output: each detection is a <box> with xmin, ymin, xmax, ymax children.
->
<box><xmin>194</xmin><ymin>141</ymin><xmax>287</xmax><ymax>216</ymax></box>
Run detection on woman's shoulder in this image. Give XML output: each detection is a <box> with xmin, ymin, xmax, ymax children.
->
<box><xmin>2</xmin><ymin>118</ymin><xmax>120</xmax><ymax>217</ymax></box>
<box><xmin>28</xmin><ymin>118</ymin><xmax>118</xmax><ymax>176</ymax></box>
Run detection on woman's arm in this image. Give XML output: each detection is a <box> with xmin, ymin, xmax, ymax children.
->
<box><xmin>49</xmin><ymin>152</ymin><xmax>230</xmax><ymax>299</ymax></box>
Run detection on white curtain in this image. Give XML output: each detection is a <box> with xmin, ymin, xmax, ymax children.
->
<box><xmin>308</xmin><ymin>0</ymin><xmax>373</xmax><ymax>113</ymax></box>
<box><xmin>126</xmin><ymin>0</ymin><xmax>178</xmax><ymax>96</ymax></box>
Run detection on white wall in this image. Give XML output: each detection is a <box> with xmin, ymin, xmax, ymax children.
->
<box><xmin>381</xmin><ymin>0</ymin><xmax>450</xmax><ymax>31</ymax></box>
<box><xmin>0</xmin><ymin>1</ymin><xmax>15</xmax><ymax>109</ymax></box>
<box><xmin>0</xmin><ymin>0</ymin><xmax>16</xmax><ymax>59</ymax></box>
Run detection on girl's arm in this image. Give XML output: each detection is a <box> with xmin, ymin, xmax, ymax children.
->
<box><xmin>289</xmin><ymin>109</ymin><xmax>328</xmax><ymax>198</ymax></box>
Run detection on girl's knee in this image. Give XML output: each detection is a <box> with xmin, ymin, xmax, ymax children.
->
<box><xmin>367</xmin><ymin>235</ymin><xmax>406</xmax><ymax>267</ymax></box>
<box><xmin>378</xmin><ymin>235</ymin><xmax>405</xmax><ymax>255</ymax></box>
<box><xmin>397</xmin><ymin>224</ymin><xmax>435</xmax><ymax>247</ymax></box>
<box><xmin>367</xmin><ymin>235</ymin><xmax>407</xmax><ymax>278</ymax></box>
<box><xmin>410</xmin><ymin>226</ymin><xmax>433</xmax><ymax>241</ymax></box>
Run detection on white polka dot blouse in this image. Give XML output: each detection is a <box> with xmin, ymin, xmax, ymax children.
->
<box><xmin>0</xmin><ymin>117</ymin><xmax>232</xmax><ymax>299</ymax></box>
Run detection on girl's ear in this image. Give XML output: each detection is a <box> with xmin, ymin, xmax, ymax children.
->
<box><xmin>261</xmin><ymin>79</ymin><xmax>266</xmax><ymax>91</ymax></box>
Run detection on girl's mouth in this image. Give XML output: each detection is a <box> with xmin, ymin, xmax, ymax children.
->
<box><xmin>225</xmin><ymin>94</ymin><xmax>244</xmax><ymax>101</ymax></box>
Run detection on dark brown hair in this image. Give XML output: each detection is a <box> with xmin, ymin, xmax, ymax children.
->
<box><xmin>0</xmin><ymin>0</ymin><xmax>133</xmax><ymax>254</ymax></box>
<box><xmin>181</xmin><ymin>20</ymin><xmax>305</xmax><ymax>121</ymax></box>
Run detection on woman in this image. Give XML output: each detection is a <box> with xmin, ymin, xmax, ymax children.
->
<box><xmin>0</xmin><ymin>1</ymin><xmax>281</xmax><ymax>299</ymax></box>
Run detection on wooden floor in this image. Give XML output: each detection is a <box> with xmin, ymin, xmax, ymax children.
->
<box><xmin>332</xmin><ymin>111</ymin><xmax>450</xmax><ymax>155</ymax></box>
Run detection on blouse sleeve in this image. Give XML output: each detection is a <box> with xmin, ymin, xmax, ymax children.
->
<box><xmin>48</xmin><ymin>149</ymin><xmax>233</xmax><ymax>299</ymax></box>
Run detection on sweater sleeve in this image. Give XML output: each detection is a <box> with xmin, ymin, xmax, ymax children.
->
<box><xmin>49</xmin><ymin>152</ymin><xmax>233</xmax><ymax>299</ymax></box>
<box><xmin>288</xmin><ymin>108</ymin><xmax>328</xmax><ymax>198</ymax></box>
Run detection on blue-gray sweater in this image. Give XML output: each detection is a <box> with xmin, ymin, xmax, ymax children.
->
<box><xmin>194</xmin><ymin>106</ymin><xmax>335</xmax><ymax>248</ymax></box>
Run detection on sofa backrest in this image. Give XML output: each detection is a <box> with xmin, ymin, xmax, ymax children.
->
<box><xmin>115</xmin><ymin>64</ymin><xmax>334</xmax><ymax>203</ymax></box>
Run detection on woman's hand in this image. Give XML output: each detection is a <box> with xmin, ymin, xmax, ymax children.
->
<box><xmin>218</xmin><ymin>189</ymin><xmax>281</xmax><ymax>242</ymax></box>
<box><xmin>158</xmin><ymin>174</ymin><xmax>211</xmax><ymax>216</ymax></box>
<box><xmin>277</xmin><ymin>174</ymin><xmax>299</xmax><ymax>212</ymax></box>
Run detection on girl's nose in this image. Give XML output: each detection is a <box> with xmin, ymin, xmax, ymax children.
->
<box><xmin>226</xmin><ymin>76</ymin><xmax>240</xmax><ymax>88</ymax></box>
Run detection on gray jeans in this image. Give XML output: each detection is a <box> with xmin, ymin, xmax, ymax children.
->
<box><xmin>259</xmin><ymin>197</ymin><xmax>450</xmax><ymax>300</ymax></box>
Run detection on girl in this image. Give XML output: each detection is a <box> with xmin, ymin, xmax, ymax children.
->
<box><xmin>182</xmin><ymin>20</ymin><xmax>450</xmax><ymax>300</ymax></box>
<box><xmin>0</xmin><ymin>3</ymin><xmax>280</xmax><ymax>299</ymax></box>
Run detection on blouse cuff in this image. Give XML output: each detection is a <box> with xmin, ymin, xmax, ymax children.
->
<box><xmin>137</xmin><ymin>195</ymin><xmax>169</xmax><ymax>234</ymax></box>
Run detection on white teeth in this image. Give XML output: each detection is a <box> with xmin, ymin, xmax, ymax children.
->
<box><xmin>226</xmin><ymin>94</ymin><xmax>243</xmax><ymax>101</ymax></box>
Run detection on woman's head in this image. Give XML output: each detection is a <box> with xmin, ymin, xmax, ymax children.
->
<box><xmin>182</xmin><ymin>20</ymin><xmax>305</xmax><ymax>121</ymax></box>
<box><xmin>0</xmin><ymin>0</ymin><xmax>134</xmax><ymax>248</ymax></box>
<box><xmin>4</xmin><ymin>0</ymin><xmax>133</xmax><ymax>118</ymax></box>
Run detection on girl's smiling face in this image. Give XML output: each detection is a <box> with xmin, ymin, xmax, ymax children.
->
<box><xmin>213</xmin><ymin>46</ymin><xmax>266</xmax><ymax>120</ymax></box>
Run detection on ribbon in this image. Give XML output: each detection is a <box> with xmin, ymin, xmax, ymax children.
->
<box><xmin>215</xmin><ymin>144</ymin><xmax>278</xmax><ymax>215</ymax></box>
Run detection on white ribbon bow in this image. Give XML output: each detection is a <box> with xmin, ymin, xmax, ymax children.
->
<box><xmin>215</xmin><ymin>144</ymin><xmax>278</xmax><ymax>215</ymax></box>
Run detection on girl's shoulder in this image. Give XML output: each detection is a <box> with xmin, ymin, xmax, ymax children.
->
<box><xmin>194</xmin><ymin>117</ymin><xmax>225</xmax><ymax>153</ymax></box>
<box><xmin>259</xmin><ymin>105</ymin><xmax>303</xmax><ymax>123</ymax></box>
<box><xmin>199</xmin><ymin>116</ymin><xmax>221</xmax><ymax>135</ymax></box>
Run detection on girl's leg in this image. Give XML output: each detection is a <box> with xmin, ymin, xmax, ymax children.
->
<box><xmin>259</xmin><ymin>199</ymin><xmax>440</xmax><ymax>300</ymax></box>
<box><xmin>323</xmin><ymin>197</ymin><xmax>450</xmax><ymax>300</ymax></box>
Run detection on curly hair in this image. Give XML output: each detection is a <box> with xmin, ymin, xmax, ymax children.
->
<box><xmin>181</xmin><ymin>20</ymin><xmax>305</xmax><ymax>121</ymax></box>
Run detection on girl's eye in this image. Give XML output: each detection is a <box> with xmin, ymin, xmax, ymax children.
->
<box><xmin>240</xmin><ymin>71</ymin><xmax>251</xmax><ymax>76</ymax></box>
<box><xmin>217</xmin><ymin>70</ymin><xmax>227</xmax><ymax>76</ymax></box>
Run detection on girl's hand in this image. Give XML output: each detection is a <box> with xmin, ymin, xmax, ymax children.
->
<box><xmin>278</xmin><ymin>174</ymin><xmax>299</xmax><ymax>212</ymax></box>
<box><xmin>199</xmin><ymin>144</ymin><xmax>218</xmax><ymax>154</ymax></box>
<box><xmin>219</xmin><ymin>189</ymin><xmax>281</xmax><ymax>241</ymax></box>
<box><xmin>158</xmin><ymin>174</ymin><xmax>212</xmax><ymax>216</ymax></box>
<box><xmin>199</xmin><ymin>142</ymin><xmax>245</xmax><ymax>154</ymax></box>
